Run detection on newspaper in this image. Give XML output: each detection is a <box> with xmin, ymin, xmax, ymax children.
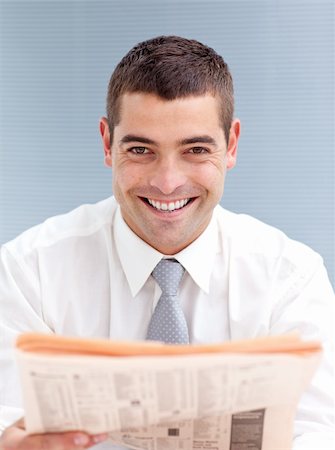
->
<box><xmin>15</xmin><ymin>333</ymin><xmax>321</xmax><ymax>450</ymax></box>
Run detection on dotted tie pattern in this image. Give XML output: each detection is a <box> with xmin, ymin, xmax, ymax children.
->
<box><xmin>146</xmin><ymin>259</ymin><xmax>189</xmax><ymax>344</ymax></box>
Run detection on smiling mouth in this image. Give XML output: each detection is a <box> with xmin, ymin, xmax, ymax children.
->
<box><xmin>141</xmin><ymin>197</ymin><xmax>194</xmax><ymax>212</ymax></box>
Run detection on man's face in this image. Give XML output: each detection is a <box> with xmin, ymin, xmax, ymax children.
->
<box><xmin>101</xmin><ymin>92</ymin><xmax>240</xmax><ymax>255</ymax></box>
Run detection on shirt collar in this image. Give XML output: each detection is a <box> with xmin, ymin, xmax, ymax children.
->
<box><xmin>114</xmin><ymin>206</ymin><xmax>219</xmax><ymax>297</ymax></box>
<box><xmin>114</xmin><ymin>207</ymin><xmax>163</xmax><ymax>297</ymax></box>
<box><xmin>174</xmin><ymin>210</ymin><xmax>219</xmax><ymax>294</ymax></box>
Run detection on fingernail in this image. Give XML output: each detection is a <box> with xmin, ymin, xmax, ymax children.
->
<box><xmin>74</xmin><ymin>434</ymin><xmax>90</xmax><ymax>446</ymax></box>
<box><xmin>92</xmin><ymin>433</ymin><xmax>108</xmax><ymax>443</ymax></box>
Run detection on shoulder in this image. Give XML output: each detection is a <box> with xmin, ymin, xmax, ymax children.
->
<box><xmin>214</xmin><ymin>205</ymin><xmax>322</xmax><ymax>275</ymax></box>
<box><xmin>3</xmin><ymin>197</ymin><xmax>118</xmax><ymax>258</ymax></box>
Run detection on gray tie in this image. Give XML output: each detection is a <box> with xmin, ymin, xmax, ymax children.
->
<box><xmin>146</xmin><ymin>259</ymin><xmax>189</xmax><ymax>344</ymax></box>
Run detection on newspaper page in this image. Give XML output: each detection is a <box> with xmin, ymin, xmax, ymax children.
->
<box><xmin>16</xmin><ymin>344</ymin><xmax>320</xmax><ymax>450</ymax></box>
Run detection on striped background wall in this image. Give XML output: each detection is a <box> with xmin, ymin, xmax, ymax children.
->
<box><xmin>0</xmin><ymin>0</ymin><xmax>334</xmax><ymax>284</ymax></box>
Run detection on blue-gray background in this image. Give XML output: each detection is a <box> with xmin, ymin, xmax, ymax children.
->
<box><xmin>0</xmin><ymin>0</ymin><xmax>334</xmax><ymax>285</ymax></box>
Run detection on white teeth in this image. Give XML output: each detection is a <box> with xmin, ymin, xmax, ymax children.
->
<box><xmin>147</xmin><ymin>198</ymin><xmax>190</xmax><ymax>212</ymax></box>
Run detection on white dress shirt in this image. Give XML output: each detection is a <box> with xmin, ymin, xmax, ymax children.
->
<box><xmin>0</xmin><ymin>196</ymin><xmax>334</xmax><ymax>449</ymax></box>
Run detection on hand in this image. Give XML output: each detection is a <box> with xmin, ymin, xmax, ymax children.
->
<box><xmin>0</xmin><ymin>418</ymin><xmax>108</xmax><ymax>450</ymax></box>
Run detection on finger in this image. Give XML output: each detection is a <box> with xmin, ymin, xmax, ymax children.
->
<box><xmin>25</xmin><ymin>431</ymin><xmax>109</xmax><ymax>449</ymax></box>
<box><xmin>10</xmin><ymin>417</ymin><xmax>25</xmax><ymax>430</ymax></box>
<box><xmin>24</xmin><ymin>431</ymin><xmax>92</xmax><ymax>449</ymax></box>
<box><xmin>88</xmin><ymin>433</ymin><xmax>109</xmax><ymax>446</ymax></box>
<box><xmin>1</xmin><ymin>426</ymin><xmax>93</xmax><ymax>450</ymax></box>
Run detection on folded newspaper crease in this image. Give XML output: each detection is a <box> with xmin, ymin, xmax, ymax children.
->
<box><xmin>16</xmin><ymin>333</ymin><xmax>321</xmax><ymax>450</ymax></box>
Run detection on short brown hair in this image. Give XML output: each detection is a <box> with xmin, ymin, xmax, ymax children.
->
<box><xmin>107</xmin><ymin>35</ymin><xmax>234</xmax><ymax>143</ymax></box>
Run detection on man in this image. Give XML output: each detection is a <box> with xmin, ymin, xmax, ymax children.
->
<box><xmin>0</xmin><ymin>36</ymin><xmax>334</xmax><ymax>450</ymax></box>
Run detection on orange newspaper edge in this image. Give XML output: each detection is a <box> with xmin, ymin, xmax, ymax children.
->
<box><xmin>15</xmin><ymin>332</ymin><xmax>321</xmax><ymax>357</ymax></box>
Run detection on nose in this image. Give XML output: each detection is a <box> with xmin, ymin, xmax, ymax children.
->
<box><xmin>149</xmin><ymin>158</ymin><xmax>187</xmax><ymax>195</ymax></box>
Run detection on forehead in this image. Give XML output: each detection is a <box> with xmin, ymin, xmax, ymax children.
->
<box><xmin>116</xmin><ymin>92</ymin><xmax>223</xmax><ymax>137</ymax></box>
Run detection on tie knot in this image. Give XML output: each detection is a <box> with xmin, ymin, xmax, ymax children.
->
<box><xmin>152</xmin><ymin>259</ymin><xmax>185</xmax><ymax>296</ymax></box>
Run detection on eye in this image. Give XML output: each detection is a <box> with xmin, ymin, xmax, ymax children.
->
<box><xmin>188</xmin><ymin>147</ymin><xmax>209</xmax><ymax>154</ymax></box>
<box><xmin>129</xmin><ymin>146</ymin><xmax>150</xmax><ymax>155</ymax></box>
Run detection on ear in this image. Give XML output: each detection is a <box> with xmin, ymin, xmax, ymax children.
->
<box><xmin>100</xmin><ymin>117</ymin><xmax>112</xmax><ymax>167</ymax></box>
<box><xmin>226</xmin><ymin>119</ymin><xmax>241</xmax><ymax>170</ymax></box>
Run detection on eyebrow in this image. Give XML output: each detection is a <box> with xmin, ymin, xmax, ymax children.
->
<box><xmin>119</xmin><ymin>135</ymin><xmax>156</xmax><ymax>145</ymax></box>
<box><xmin>119</xmin><ymin>134</ymin><xmax>217</xmax><ymax>147</ymax></box>
<box><xmin>178</xmin><ymin>135</ymin><xmax>217</xmax><ymax>146</ymax></box>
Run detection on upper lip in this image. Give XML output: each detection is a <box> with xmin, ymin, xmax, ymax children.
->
<box><xmin>145</xmin><ymin>197</ymin><xmax>190</xmax><ymax>203</ymax></box>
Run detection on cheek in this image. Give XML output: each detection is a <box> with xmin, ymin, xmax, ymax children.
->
<box><xmin>200</xmin><ymin>166</ymin><xmax>226</xmax><ymax>203</ymax></box>
<box><xmin>195</xmin><ymin>161</ymin><xmax>225</xmax><ymax>186</ymax></box>
<box><xmin>112</xmin><ymin>166</ymin><xmax>144</xmax><ymax>195</ymax></box>
<box><xmin>112</xmin><ymin>170</ymin><xmax>127</xmax><ymax>196</ymax></box>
